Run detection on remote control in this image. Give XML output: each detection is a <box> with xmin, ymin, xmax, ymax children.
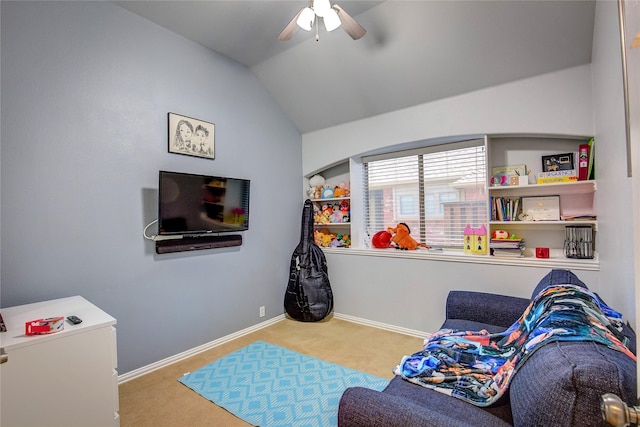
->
<box><xmin>66</xmin><ymin>315</ymin><xmax>82</xmax><ymax>325</ymax></box>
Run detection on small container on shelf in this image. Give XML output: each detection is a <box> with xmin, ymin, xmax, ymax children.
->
<box><xmin>564</xmin><ymin>225</ymin><xmax>594</xmax><ymax>259</ymax></box>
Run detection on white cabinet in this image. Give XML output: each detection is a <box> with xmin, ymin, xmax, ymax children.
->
<box><xmin>0</xmin><ymin>296</ymin><xmax>119</xmax><ymax>427</ymax></box>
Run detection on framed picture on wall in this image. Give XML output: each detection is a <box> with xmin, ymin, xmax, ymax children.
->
<box><xmin>168</xmin><ymin>112</ymin><xmax>215</xmax><ymax>160</ymax></box>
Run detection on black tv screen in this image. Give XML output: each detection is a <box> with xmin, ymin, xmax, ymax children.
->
<box><xmin>158</xmin><ymin>170</ymin><xmax>250</xmax><ymax>235</ymax></box>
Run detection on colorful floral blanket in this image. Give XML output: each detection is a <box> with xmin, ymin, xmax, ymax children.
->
<box><xmin>394</xmin><ymin>284</ymin><xmax>636</xmax><ymax>407</ymax></box>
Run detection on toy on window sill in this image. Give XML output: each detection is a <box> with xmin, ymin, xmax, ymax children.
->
<box><xmin>387</xmin><ymin>223</ymin><xmax>429</xmax><ymax>250</ymax></box>
<box><xmin>372</xmin><ymin>230</ymin><xmax>392</xmax><ymax>248</ymax></box>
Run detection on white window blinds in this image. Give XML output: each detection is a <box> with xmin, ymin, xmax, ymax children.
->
<box><xmin>363</xmin><ymin>140</ymin><xmax>487</xmax><ymax>248</ymax></box>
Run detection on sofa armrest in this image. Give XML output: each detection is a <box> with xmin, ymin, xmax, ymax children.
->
<box><xmin>338</xmin><ymin>386</ymin><xmax>511</xmax><ymax>427</ymax></box>
<box><xmin>446</xmin><ymin>291</ymin><xmax>530</xmax><ymax>329</ymax></box>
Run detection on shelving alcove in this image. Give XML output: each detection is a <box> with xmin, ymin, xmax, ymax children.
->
<box><xmin>306</xmin><ymin>134</ymin><xmax>599</xmax><ymax>269</ymax></box>
<box><xmin>305</xmin><ymin>161</ymin><xmax>351</xmax><ymax>248</ymax></box>
<box><xmin>487</xmin><ymin>134</ymin><xmax>598</xmax><ymax>268</ymax></box>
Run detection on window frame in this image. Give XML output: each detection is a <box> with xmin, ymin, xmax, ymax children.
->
<box><xmin>362</xmin><ymin>138</ymin><xmax>488</xmax><ymax>249</ymax></box>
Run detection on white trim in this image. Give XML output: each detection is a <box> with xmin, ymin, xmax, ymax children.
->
<box><xmin>332</xmin><ymin>312</ymin><xmax>430</xmax><ymax>339</ymax></box>
<box><xmin>321</xmin><ymin>246</ymin><xmax>600</xmax><ymax>271</ymax></box>
<box><xmin>117</xmin><ymin>312</ymin><xmax>429</xmax><ymax>384</ymax></box>
<box><xmin>117</xmin><ymin>314</ymin><xmax>285</xmax><ymax>384</ymax></box>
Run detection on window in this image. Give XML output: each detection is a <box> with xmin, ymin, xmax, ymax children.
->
<box><xmin>363</xmin><ymin>140</ymin><xmax>487</xmax><ymax>248</ymax></box>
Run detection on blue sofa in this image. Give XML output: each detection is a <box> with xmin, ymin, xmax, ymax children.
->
<box><xmin>338</xmin><ymin>270</ymin><xmax>637</xmax><ymax>427</ymax></box>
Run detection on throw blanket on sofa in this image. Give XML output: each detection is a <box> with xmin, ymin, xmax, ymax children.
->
<box><xmin>394</xmin><ymin>284</ymin><xmax>636</xmax><ymax>407</ymax></box>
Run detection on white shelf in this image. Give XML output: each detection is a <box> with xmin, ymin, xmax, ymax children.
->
<box><xmin>488</xmin><ymin>180</ymin><xmax>596</xmax><ymax>196</ymax></box>
<box><xmin>314</xmin><ymin>223</ymin><xmax>350</xmax><ymax>226</ymax></box>
<box><xmin>310</xmin><ymin>197</ymin><xmax>350</xmax><ymax>202</ymax></box>
<box><xmin>491</xmin><ymin>220</ymin><xmax>597</xmax><ymax>229</ymax></box>
<box><xmin>324</xmin><ymin>247</ymin><xmax>599</xmax><ymax>271</ymax></box>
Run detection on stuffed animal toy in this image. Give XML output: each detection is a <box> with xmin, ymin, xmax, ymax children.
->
<box><xmin>308</xmin><ymin>175</ymin><xmax>325</xmax><ymax>200</ymax></box>
<box><xmin>322</xmin><ymin>187</ymin><xmax>334</xmax><ymax>199</ymax></box>
<box><xmin>334</xmin><ymin>181</ymin><xmax>350</xmax><ymax>197</ymax></box>
<box><xmin>314</xmin><ymin>229</ymin><xmax>334</xmax><ymax>247</ymax></box>
<box><xmin>318</xmin><ymin>204</ymin><xmax>332</xmax><ymax>224</ymax></box>
<box><xmin>372</xmin><ymin>230</ymin><xmax>392</xmax><ymax>248</ymax></box>
<box><xmin>337</xmin><ymin>234</ymin><xmax>351</xmax><ymax>248</ymax></box>
<box><xmin>387</xmin><ymin>223</ymin><xmax>429</xmax><ymax>250</ymax></box>
<box><xmin>339</xmin><ymin>200</ymin><xmax>350</xmax><ymax>222</ymax></box>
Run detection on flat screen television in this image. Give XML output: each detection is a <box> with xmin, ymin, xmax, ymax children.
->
<box><xmin>158</xmin><ymin>170</ymin><xmax>250</xmax><ymax>235</ymax></box>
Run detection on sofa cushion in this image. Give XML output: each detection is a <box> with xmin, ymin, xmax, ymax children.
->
<box><xmin>510</xmin><ymin>341</ymin><xmax>637</xmax><ymax>427</ymax></box>
<box><xmin>441</xmin><ymin>318</ymin><xmax>505</xmax><ymax>334</ymax></box>
<box><xmin>530</xmin><ymin>269</ymin><xmax>636</xmax><ymax>355</ymax></box>
<box><xmin>383</xmin><ymin>376</ymin><xmax>514</xmax><ymax>425</ymax></box>
<box><xmin>338</xmin><ymin>378</ymin><xmax>513</xmax><ymax>427</ymax></box>
<box><xmin>530</xmin><ymin>269</ymin><xmax>587</xmax><ymax>299</ymax></box>
<box><xmin>445</xmin><ymin>290</ymin><xmax>530</xmax><ymax>329</ymax></box>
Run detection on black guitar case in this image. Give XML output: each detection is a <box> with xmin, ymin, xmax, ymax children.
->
<box><xmin>284</xmin><ymin>199</ymin><xmax>333</xmax><ymax>322</ymax></box>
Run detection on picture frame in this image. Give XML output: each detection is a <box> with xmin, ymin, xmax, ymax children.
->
<box><xmin>168</xmin><ymin>112</ymin><xmax>215</xmax><ymax>160</ymax></box>
<box><xmin>490</xmin><ymin>164</ymin><xmax>527</xmax><ymax>186</ymax></box>
<box><xmin>541</xmin><ymin>153</ymin><xmax>574</xmax><ymax>172</ymax></box>
<box><xmin>521</xmin><ymin>195</ymin><xmax>560</xmax><ymax>221</ymax></box>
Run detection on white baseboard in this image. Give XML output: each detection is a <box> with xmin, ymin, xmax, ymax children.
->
<box><xmin>117</xmin><ymin>314</ymin><xmax>285</xmax><ymax>384</ymax></box>
<box><xmin>332</xmin><ymin>313</ymin><xmax>430</xmax><ymax>338</ymax></box>
<box><xmin>118</xmin><ymin>312</ymin><xmax>428</xmax><ymax>384</ymax></box>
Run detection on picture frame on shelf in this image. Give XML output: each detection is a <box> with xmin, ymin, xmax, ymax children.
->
<box><xmin>521</xmin><ymin>195</ymin><xmax>560</xmax><ymax>221</ymax></box>
<box><xmin>490</xmin><ymin>164</ymin><xmax>526</xmax><ymax>187</ymax></box>
<box><xmin>541</xmin><ymin>153</ymin><xmax>573</xmax><ymax>172</ymax></box>
<box><xmin>168</xmin><ymin>112</ymin><xmax>215</xmax><ymax>160</ymax></box>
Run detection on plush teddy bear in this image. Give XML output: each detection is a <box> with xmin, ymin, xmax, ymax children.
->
<box><xmin>308</xmin><ymin>175</ymin><xmax>325</xmax><ymax>200</ymax></box>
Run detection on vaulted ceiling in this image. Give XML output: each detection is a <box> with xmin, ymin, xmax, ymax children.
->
<box><xmin>114</xmin><ymin>1</ymin><xmax>596</xmax><ymax>134</ymax></box>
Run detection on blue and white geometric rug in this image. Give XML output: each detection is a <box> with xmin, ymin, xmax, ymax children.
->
<box><xmin>178</xmin><ymin>340</ymin><xmax>389</xmax><ymax>427</ymax></box>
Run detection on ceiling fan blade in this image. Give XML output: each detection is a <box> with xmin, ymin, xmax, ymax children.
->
<box><xmin>332</xmin><ymin>4</ymin><xmax>366</xmax><ymax>40</ymax></box>
<box><xmin>278</xmin><ymin>7</ymin><xmax>305</xmax><ymax>41</ymax></box>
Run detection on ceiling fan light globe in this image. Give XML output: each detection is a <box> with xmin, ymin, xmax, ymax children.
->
<box><xmin>313</xmin><ymin>0</ymin><xmax>331</xmax><ymax>17</ymax></box>
<box><xmin>296</xmin><ymin>7</ymin><xmax>315</xmax><ymax>31</ymax></box>
<box><xmin>323</xmin><ymin>9</ymin><xmax>341</xmax><ymax>32</ymax></box>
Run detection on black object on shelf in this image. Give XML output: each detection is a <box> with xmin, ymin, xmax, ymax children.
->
<box><xmin>564</xmin><ymin>226</ymin><xmax>594</xmax><ymax>259</ymax></box>
<box><xmin>155</xmin><ymin>234</ymin><xmax>242</xmax><ymax>254</ymax></box>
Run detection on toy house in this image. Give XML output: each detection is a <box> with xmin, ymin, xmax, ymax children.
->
<box><xmin>464</xmin><ymin>224</ymin><xmax>488</xmax><ymax>255</ymax></box>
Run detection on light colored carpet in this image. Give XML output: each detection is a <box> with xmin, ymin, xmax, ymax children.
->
<box><xmin>118</xmin><ymin>317</ymin><xmax>424</xmax><ymax>426</ymax></box>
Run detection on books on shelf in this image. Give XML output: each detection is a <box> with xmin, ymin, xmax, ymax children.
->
<box><xmin>491</xmin><ymin>197</ymin><xmax>520</xmax><ymax>221</ymax></box>
<box><xmin>490</xmin><ymin>238</ymin><xmax>525</xmax><ymax>258</ymax></box>
<box><xmin>537</xmin><ymin>175</ymin><xmax>578</xmax><ymax>184</ymax></box>
<box><xmin>539</xmin><ymin>139</ymin><xmax>595</xmax><ymax>183</ymax></box>
<box><xmin>578</xmin><ymin>144</ymin><xmax>589</xmax><ymax>180</ymax></box>
<box><xmin>587</xmin><ymin>138</ymin><xmax>595</xmax><ymax>180</ymax></box>
<box><xmin>537</xmin><ymin>169</ymin><xmax>578</xmax><ymax>184</ymax></box>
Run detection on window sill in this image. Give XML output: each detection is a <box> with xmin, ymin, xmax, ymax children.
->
<box><xmin>320</xmin><ymin>247</ymin><xmax>599</xmax><ymax>271</ymax></box>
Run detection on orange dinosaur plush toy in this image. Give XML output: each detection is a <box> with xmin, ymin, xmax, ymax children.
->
<box><xmin>387</xmin><ymin>223</ymin><xmax>429</xmax><ymax>250</ymax></box>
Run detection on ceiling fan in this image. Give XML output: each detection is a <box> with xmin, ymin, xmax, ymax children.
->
<box><xmin>278</xmin><ymin>0</ymin><xmax>366</xmax><ymax>41</ymax></box>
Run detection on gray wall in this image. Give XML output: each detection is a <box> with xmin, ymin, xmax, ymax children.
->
<box><xmin>591</xmin><ymin>0</ymin><xmax>637</xmax><ymax>325</ymax></box>
<box><xmin>1</xmin><ymin>1</ymin><xmax>302</xmax><ymax>375</ymax></box>
<box><xmin>302</xmin><ymin>66</ymin><xmax>612</xmax><ymax>333</ymax></box>
<box><xmin>299</xmin><ymin>0</ymin><xmax>636</xmax><ymax>331</ymax></box>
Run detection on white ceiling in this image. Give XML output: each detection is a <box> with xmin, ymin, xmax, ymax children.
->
<box><xmin>113</xmin><ymin>0</ymin><xmax>596</xmax><ymax>134</ymax></box>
